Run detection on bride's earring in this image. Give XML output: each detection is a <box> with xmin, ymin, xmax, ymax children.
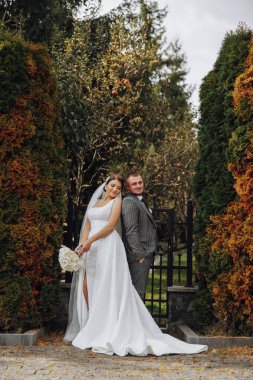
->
<box><xmin>102</xmin><ymin>186</ymin><xmax>107</xmax><ymax>198</ymax></box>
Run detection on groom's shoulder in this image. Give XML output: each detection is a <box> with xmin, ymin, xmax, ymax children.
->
<box><xmin>122</xmin><ymin>194</ymin><xmax>137</xmax><ymax>205</ymax></box>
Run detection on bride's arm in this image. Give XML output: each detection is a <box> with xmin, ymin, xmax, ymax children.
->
<box><xmin>79</xmin><ymin>218</ymin><xmax>91</xmax><ymax>244</ymax></box>
<box><xmin>81</xmin><ymin>199</ymin><xmax>121</xmax><ymax>252</ymax></box>
<box><xmin>75</xmin><ymin>218</ymin><xmax>91</xmax><ymax>253</ymax></box>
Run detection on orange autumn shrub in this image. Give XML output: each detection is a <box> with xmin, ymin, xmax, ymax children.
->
<box><xmin>206</xmin><ymin>38</ymin><xmax>253</xmax><ymax>335</ymax></box>
<box><xmin>0</xmin><ymin>32</ymin><xmax>67</xmax><ymax>332</ymax></box>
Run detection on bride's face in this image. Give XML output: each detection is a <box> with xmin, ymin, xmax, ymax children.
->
<box><xmin>105</xmin><ymin>179</ymin><xmax>122</xmax><ymax>198</ymax></box>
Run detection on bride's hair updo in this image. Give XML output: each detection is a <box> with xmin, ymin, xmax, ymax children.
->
<box><xmin>105</xmin><ymin>174</ymin><xmax>124</xmax><ymax>188</ymax></box>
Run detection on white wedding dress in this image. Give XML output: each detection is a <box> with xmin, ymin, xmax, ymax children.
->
<box><xmin>64</xmin><ymin>199</ymin><xmax>207</xmax><ymax>356</ymax></box>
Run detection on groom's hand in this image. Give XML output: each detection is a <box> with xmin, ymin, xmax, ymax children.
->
<box><xmin>139</xmin><ymin>257</ymin><xmax>145</xmax><ymax>264</ymax></box>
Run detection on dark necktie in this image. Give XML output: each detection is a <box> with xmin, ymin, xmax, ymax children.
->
<box><xmin>141</xmin><ymin>197</ymin><xmax>150</xmax><ymax>211</ymax></box>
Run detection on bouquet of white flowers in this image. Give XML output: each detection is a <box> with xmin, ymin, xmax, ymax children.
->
<box><xmin>58</xmin><ymin>245</ymin><xmax>83</xmax><ymax>272</ymax></box>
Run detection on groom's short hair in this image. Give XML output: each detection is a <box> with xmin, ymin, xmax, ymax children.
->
<box><xmin>125</xmin><ymin>172</ymin><xmax>142</xmax><ymax>183</ymax></box>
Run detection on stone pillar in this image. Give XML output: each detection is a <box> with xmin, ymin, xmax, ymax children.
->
<box><xmin>167</xmin><ymin>286</ymin><xmax>199</xmax><ymax>324</ymax></box>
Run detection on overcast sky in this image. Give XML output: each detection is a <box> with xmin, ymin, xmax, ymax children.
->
<box><xmin>94</xmin><ymin>0</ymin><xmax>253</xmax><ymax>109</ymax></box>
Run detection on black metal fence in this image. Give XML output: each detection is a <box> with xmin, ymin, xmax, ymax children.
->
<box><xmin>144</xmin><ymin>200</ymin><xmax>194</xmax><ymax>327</ymax></box>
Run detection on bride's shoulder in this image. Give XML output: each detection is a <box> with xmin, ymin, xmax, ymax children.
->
<box><xmin>113</xmin><ymin>197</ymin><xmax>122</xmax><ymax>206</ymax></box>
<box><xmin>111</xmin><ymin>198</ymin><xmax>122</xmax><ymax>213</ymax></box>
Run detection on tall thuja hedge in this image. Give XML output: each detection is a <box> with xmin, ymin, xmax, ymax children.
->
<box><xmin>194</xmin><ymin>26</ymin><xmax>252</xmax><ymax>235</ymax></box>
<box><xmin>203</xmin><ymin>39</ymin><xmax>253</xmax><ymax>334</ymax></box>
<box><xmin>193</xmin><ymin>26</ymin><xmax>252</xmax><ymax>324</ymax></box>
<box><xmin>0</xmin><ymin>32</ymin><xmax>67</xmax><ymax>332</ymax></box>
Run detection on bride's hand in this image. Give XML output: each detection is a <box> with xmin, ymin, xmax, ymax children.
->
<box><xmin>78</xmin><ymin>240</ymin><xmax>91</xmax><ymax>256</ymax></box>
<box><xmin>75</xmin><ymin>244</ymin><xmax>83</xmax><ymax>256</ymax></box>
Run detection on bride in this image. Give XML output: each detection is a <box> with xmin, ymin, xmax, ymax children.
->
<box><xmin>64</xmin><ymin>174</ymin><xmax>207</xmax><ymax>356</ymax></box>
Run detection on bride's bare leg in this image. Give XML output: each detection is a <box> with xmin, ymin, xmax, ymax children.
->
<box><xmin>83</xmin><ymin>273</ymin><xmax>89</xmax><ymax>308</ymax></box>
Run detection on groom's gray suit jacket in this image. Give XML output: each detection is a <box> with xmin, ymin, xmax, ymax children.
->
<box><xmin>121</xmin><ymin>194</ymin><xmax>157</xmax><ymax>263</ymax></box>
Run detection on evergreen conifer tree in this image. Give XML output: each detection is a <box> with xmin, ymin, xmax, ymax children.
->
<box><xmin>0</xmin><ymin>31</ymin><xmax>67</xmax><ymax>331</ymax></box>
<box><xmin>194</xmin><ymin>25</ymin><xmax>252</xmax><ymax>236</ymax></box>
<box><xmin>0</xmin><ymin>0</ymin><xmax>100</xmax><ymax>44</ymax></box>
<box><xmin>193</xmin><ymin>25</ymin><xmax>252</xmax><ymax>325</ymax></box>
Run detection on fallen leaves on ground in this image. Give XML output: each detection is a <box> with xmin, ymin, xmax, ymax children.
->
<box><xmin>37</xmin><ymin>331</ymin><xmax>65</xmax><ymax>346</ymax></box>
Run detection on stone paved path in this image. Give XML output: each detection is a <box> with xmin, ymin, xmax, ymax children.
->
<box><xmin>1</xmin><ymin>335</ymin><xmax>253</xmax><ymax>379</ymax></box>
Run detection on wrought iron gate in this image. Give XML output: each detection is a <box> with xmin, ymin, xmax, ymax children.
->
<box><xmin>144</xmin><ymin>201</ymin><xmax>194</xmax><ymax>327</ymax></box>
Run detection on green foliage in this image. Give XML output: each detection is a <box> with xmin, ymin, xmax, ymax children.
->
<box><xmin>0</xmin><ymin>1</ymin><xmax>101</xmax><ymax>44</ymax></box>
<box><xmin>0</xmin><ymin>275</ymin><xmax>38</xmax><ymax>333</ymax></box>
<box><xmin>193</xmin><ymin>27</ymin><xmax>253</xmax><ymax>331</ymax></box>
<box><xmin>193</xmin><ymin>25</ymin><xmax>252</xmax><ymax>236</ymax></box>
<box><xmin>193</xmin><ymin>288</ymin><xmax>214</xmax><ymax>326</ymax></box>
<box><xmin>52</xmin><ymin>0</ymin><xmax>197</xmax><ymax>217</ymax></box>
<box><xmin>0</xmin><ymin>31</ymin><xmax>67</xmax><ymax>332</ymax></box>
<box><xmin>53</xmin><ymin>18</ymin><xmax>154</xmax><ymax>203</ymax></box>
<box><xmin>0</xmin><ymin>35</ymin><xmax>30</xmax><ymax>112</ymax></box>
<box><xmin>228</xmin><ymin>123</ymin><xmax>252</xmax><ymax>163</ymax></box>
<box><xmin>39</xmin><ymin>282</ymin><xmax>61</xmax><ymax>322</ymax></box>
<box><xmin>202</xmin><ymin>38</ymin><xmax>253</xmax><ymax>335</ymax></box>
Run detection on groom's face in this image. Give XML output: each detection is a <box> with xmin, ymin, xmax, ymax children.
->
<box><xmin>126</xmin><ymin>175</ymin><xmax>144</xmax><ymax>195</ymax></box>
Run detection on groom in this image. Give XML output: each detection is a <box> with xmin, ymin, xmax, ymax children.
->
<box><xmin>122</xmin><ymin>173</ymin><xmax>157</xmax><ymax>301</ymax></box>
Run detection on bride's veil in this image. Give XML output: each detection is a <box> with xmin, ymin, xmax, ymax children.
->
<box><xmin>64</xmin><ymin>179</ymin><xmax>122</xmax><ymax>341</ymax></box>
<box><xmin>79</xmin><ymin>181</ymin><xmax>106</xmax><ymax>242</ymax></box>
